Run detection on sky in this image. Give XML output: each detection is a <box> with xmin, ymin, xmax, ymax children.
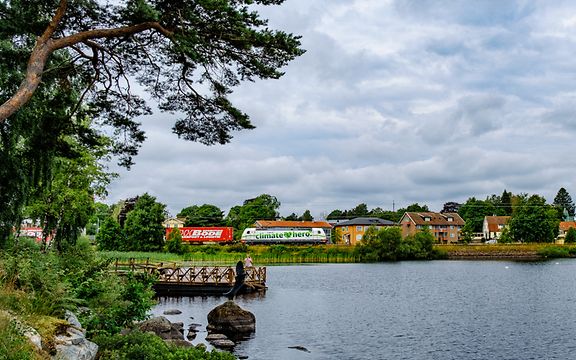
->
<box><xmin>105</xmin><ymin>0</ymin><xmax>576</xmax><ymax>219</ymax></box>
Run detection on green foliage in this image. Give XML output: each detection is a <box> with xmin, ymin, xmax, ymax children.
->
<box><xmin>301</xmin><ymin>210</ymin><xmax>314</xmax><ymax>221</ymax></box>
<box><xmin>537</xmin><ymin>246</ymin><xmax>570</xmax><ymax>258</ymax></box>
<box><xmin>96</xmin><ymin>217</ymin><xmax>124</xmax><ymax>251</ymax></box>
<box><xmin>178</xmin><ymin>204</ymin><xmax>224</xmax><ymax>227</ymax></box>
<box><xmin>565</xmin><ymin>227</ymin><xmax>576</xmax><ymax>243</ymax></box>
<box><xmin>355</xmin><ymin>227</ymin><xmax>438</xmax><ymax>261</ymax></box>
<box><xmin>553</xmin><ymin>187</ymin><xmax>575</xmax><ymax>218</ymax></box>
<box><xmin>95</xmin><ymin>330</ymin><xmax>236</xmax><ymax>360</ymax></box>
<box><xmin>458</xmin><ymin>197</ymin><xmax>497</xmax><ymax>232</ymax></box>
<box><xmin>165</xmin><ymin>228</ymin><xmax>184</xmax><ymax>255</ymax></box>
<box><xmin>459</xmin><ymin>224</ymin><xmax>473</xmax><ymax>244</ymax></box>
<box><xmin>355</xmin><ymin>226</ymin><xmax>402</xmax><ymax>261</ymax></box>
<box><xmin>226</xmin><ymin>194</ymin><xmax>281</xmax><ymax>234</ymax></box>
<box><xmin>0</xmin><ymin>0</ymin><xmax>303</xmax><ymax>248</ymax></box>
<box><xmin>508</xmin><ymin>194</ymin><xmax>558</xmax><ymax>243</ymax></box>
<box><xmin>226</xmin><ymin>242</ymin><xmax>248</xmax><ymax>253</ymax></box>
<box><xmin>123</xmin><ymin>194</ymin><xmax>167</xmax><ymax>251</ymax></box>
<box><xmin>0</xmin><ymin>240</ymin><xmax>158</xmax><ymax>340</ymax></box>
<box><xmin>331</xmin><ymin>227</ymin><xmax>342</xmax><ymax>244</ymax></box>
<box><xmin>399</xmin><ymin>229</ymin><xmax>435</xmax><ymax>260</ymax></box>
<box><xmin>0</xmin><ymin>317</ymin><xmax>45</xmax><ymax>360</ymax></box>
<box><xmin>283</xmin><ymin>210</ymin><xmax>313</xmax><ymax>221</ymax></box>
<box><xmin>498</xmin><ymin>227</ymin><xmax>513</xmax><ymax>244</ymax></box>
<box><xmin>86</xmin><ymin>202</ymin><xmax>111</xmax><ymax>236</ymax></box>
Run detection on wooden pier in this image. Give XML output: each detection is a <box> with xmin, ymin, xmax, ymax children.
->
<box><xmin>113</xmin><ymin>259</ymin><xmax>267</xmax><ymax>295</ymax></box>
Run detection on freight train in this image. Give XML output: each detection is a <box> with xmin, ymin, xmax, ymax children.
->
<box><xmin>165</xmin><ymin>227</ymin><xmax>234</xmax><ymax>244</ymax></box>
<box><xmin>240</xmin><ymin>227</ymin><xmax>327</xmax><ymax>245</ymax></box>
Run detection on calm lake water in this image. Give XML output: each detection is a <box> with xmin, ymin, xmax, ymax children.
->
<box><xmin>150</xmin><ymin>260</ymin><xmax>576</xmax><ymax>360</ymax></box>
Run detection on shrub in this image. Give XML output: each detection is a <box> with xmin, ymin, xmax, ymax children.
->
<box><xmin>565</xmin><ymin>227</ymin><xmax>576</xmax><ymax>244</ymax></box>
<box><xmin>165</xmin><ymin>228</ymin><xmax>184</xmax><ymax>255</ymax></box>
<box><xmin>226</xmin><ymin>242</ymin><xmax>248</xmax><ymax>253</ymax></box>
<box><xmin>538</xmin><ymin>246</ymin><xmax>570</xmax><ymax>258</ymax></box>
<box><xmin>94</xmin><ymin>330</ymin><xmax>236</xmax><ymax>360</ymax></box>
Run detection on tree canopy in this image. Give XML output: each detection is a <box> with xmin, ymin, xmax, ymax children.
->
<box><xmin>508</xmin><ymin>194</ymin><xmax>558</xmax><ymax>243</ymax></box>
<box><xmin>123</xmin><ymin>193</ymin><xmax>167</xmax><ymax>251</ymax></box>
<box><xmin>553</xmin><ymin>187</ymin><xmax>575</xmax><ymax>218</ymax></box>
<box><xmin>0</xmin><ymin>0</ymin><xmax>303</xmax><ymax>247</ymax></box>
<box><xmin>178</xmin><ymin>204</ymin><xmax>224</xmax><ymax>227</ymax></box>
<box><xmin>0</xmin><ymin>0</ymin><xmax>304</xmax><ymax>149</ymax></box>
<box><xmin>226</xmin><ymin>194</ymin><xmax>280</xmax><ymax>234</ymax></box>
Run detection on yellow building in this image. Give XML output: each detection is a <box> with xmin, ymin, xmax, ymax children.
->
<box><xmin>163</xmin><ymin>217</ymin><xmax>185</xmax><ymax>229</ymax></box>
<box><xmin>333</xmin><ymin>217</ymin><xmax>396</xmax><ymax>245</ymax></box>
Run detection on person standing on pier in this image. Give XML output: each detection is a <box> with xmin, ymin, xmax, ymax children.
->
<box><xmin>244</xmin><ymin>254</ymin><xmax>253</xmax><ymax>267</ymax></box>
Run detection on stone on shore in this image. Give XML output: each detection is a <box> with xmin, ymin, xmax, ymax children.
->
<box><xmin>206</xmin><ymin>300</ymin><xmax>255</xmax><ymax>337</ymax></box>
<box><xmin>137</xmin><ymin>316</ymin><xmax>184</xmax><ymax>340</ymax></box>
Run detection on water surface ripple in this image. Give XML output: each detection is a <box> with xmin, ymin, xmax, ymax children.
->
<box><xmin>151</xmin><ymin>260</ymin><xmax>576</xmax><ymax>359</ymax></box>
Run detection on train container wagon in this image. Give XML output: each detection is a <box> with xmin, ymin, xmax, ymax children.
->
<box><xmin>241</xmin><ymin>227</ymin><xmax>327</xmax><ymax>245</ymax></box>
<box><xmin>166</xmin><ymin>227</ymin><xmax>234</xmax><ymax>244</ymax></box>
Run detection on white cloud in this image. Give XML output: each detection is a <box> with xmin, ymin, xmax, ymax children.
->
<box><xmin>104</xmin><ymin>0</ymin><xmax>576</xmax><ymax>217</ymax></box>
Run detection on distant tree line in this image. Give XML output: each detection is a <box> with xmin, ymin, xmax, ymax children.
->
<box><xmin>91</xmin><ymin>187</ymin><xmax>576</xmax><ymax>251</ymax></box>
<box><xmin>457</xmin><ymin>188</ymin><xmax>574</xmax><ymax>243</ymax></box>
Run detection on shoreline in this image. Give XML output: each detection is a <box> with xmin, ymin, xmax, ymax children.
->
<box><xmin>439</xmin><ymin>243</ymin><xmax>576</xmax><ymax>261</ymax></box>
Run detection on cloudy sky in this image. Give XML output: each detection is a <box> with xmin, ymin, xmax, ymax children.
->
<box><xmin>105</xmin><ymin>0</ymin><xmax>576</xmax><ymax>219</ymax></box>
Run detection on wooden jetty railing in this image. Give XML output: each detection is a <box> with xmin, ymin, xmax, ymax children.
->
<box><xmin>113</xmin><ymin>259</ymin><xmax>267</xmax><ymax>294</ymax></box>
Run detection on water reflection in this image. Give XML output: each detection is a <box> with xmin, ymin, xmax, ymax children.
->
<box><xmin>151</xmin><ymin>261</ymin><xmax>576</xmax><ymax>360</ymax></box>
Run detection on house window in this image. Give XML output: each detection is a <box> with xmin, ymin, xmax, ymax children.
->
<box><xmin>450</xmin><ymin>233</ymin><xmax>455</xmax><ymax>238</ymax></box>
<box><xmin>447</xmin><ymin>217</ymin><xmax>453</xmax><ymax>222</ymax></box>
<box><xmin>424</xmin><ymin>217</ymin><xmax>431</xmax><ymax>222</ymax></box>
<box><xmin>356</xmin><ymin>226</ymin><xmax>363</xmax><ymax>232</ymax></box>
<box><xmin>356</xmin><ymin>235</ymin><xmax>362</xmax><ymax>241</ymax></box>
<box><xmin>343</xmin><ymin>226</ymin><xmax>348</xmax><ymax>231</ymax></box>
<box><xmin>450</xmin><ymin>225</ymin><xmax>454</xmax><ymax>230</ymax></box>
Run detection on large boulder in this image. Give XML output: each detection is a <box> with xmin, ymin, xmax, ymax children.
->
<box><xmin>206</xmin><ymin>301</ymin><xmax>255</xmax><ymax>338</ymax></box>
<box><xmin>137</xmin><ymin>316</ymin><xmax>184</xmax><ymax>340</ymax></box>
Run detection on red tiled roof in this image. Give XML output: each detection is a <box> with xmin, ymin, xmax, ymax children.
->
<box><xmin>403</xmin><ymin>212</ymin><xmax>465</xmax><ymax>226</ymax></box>
<box><xmin>254</xmin><ymin>220</ymin><xmax>332</xmax><ymax>228</ymax></box>
<box><xmin>485</xmin><ymin>216</ymin><xmax>510</xmax><ymax>232</ymax></box>
<box><xmin>559</xmin><ymin>221</ymin><xmax>576</xmax><ymax>231</ymax></box>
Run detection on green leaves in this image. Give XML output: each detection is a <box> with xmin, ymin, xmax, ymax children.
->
<box><xmin>121</xmin><ymin>0</ymin><xmax>160</xmax><ymax>24</ymax></box>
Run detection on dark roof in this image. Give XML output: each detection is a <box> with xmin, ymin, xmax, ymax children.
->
<box><xmin>254</xmin><ymin>220</ymin><xmax>332</xmax><ymax>228</ymax></box>
<box><xmin>335</xmin><ymin>217</ymin><xmax>395</xmax><ymax>226</ymax></box>
<box><xmin>403</xmin><ymin>212</ymin><xmax>465</xmax><ymax>226</ymax></box>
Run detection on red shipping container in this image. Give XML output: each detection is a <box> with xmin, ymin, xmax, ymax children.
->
<box><xmin>166</xmin><ymin>227</ymin><xmax>234</xmax><ymax>243</ymax></box>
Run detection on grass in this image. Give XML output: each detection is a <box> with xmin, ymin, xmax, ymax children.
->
<box><xmin>100</xmin><ymin>243</ymin><xmax>576</xmax><ymax>265</ymax></box>
<box><xmin>439</xmin><ymin>243</ymin><xmax>576</xmax><ymax>259</ymax></box>
<box><xmin>100</xmin><ymin>244</ymin><xmax>360</xmax><ymax>265</ymax></box>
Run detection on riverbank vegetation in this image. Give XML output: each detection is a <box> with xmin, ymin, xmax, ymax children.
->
<box><xmin>102</xmin><ymin>243</ymin><xmax>359</xmax><ymax>265</ymax></box>
<box><xmin>0</xmin><ymin>237</ymin><xmax>235</xmax><ymax>359</ymax></box>
<box><xmin>101</xmin><ymin>242</ymin><xmax>576</xmax><ymax>265</ymax></box>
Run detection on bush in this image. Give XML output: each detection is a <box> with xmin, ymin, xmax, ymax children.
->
<box><xmin>80</xmin><ymin>271</ymin><xmax>157</xmax><ymax>337</ymax></box>
<box><xmin>355</xmin><ymin>227</ymin><xmax>437</xmax><ymax>262</ymax></box>
<box><xmin>95</xmin><ymin>330</ymin><xmax>236</xmax><ymax>360</ymax></box>
<box><xmin>225</xmin><ymin>242</ymin><xmax>248</xmax><ymax>253</ymax></box>
<box><xmin>0</xmin><ymin>240</ymin><xmax>159</xmax><ymax>338</ymax></box>
<box><xmin>565</xmin><ymin>227</ymin><xmax>576</xmax><ymax>244</ymax></box>
<box><xmin>165</xmin><ymin>228</ymin><xmax>184</xmax><ymax>255</ymax></box>
<box><xmin>538</xmin><ymin>246</ymin><xmax>570</xmax><ymax>258</ymax></box>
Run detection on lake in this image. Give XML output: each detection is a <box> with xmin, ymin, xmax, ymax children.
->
<box><xmin>150</xmin><ymin>260</ymin><xmax>576</xmax><ymax>359</ymax></box>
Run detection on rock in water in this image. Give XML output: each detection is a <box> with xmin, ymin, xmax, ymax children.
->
<box><xmin>137</xmin><ymin>316</ymin><xmax>184</xmax><ymax>340</ymax></box>
<box><xmin>163</xmin><ymin>309</ymin><xmax>182</xmax><ymax>315</ymax></box>
<box><xmin>207</xmin><ymin>300</ymin><xmax>255</xmax><ymax>337</ymax></box>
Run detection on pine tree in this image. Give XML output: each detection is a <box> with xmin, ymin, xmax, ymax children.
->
<box><xmin>553</xmin><ymin>188</ymin><xmax>575</xmax><ymax>217</ymax></box>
